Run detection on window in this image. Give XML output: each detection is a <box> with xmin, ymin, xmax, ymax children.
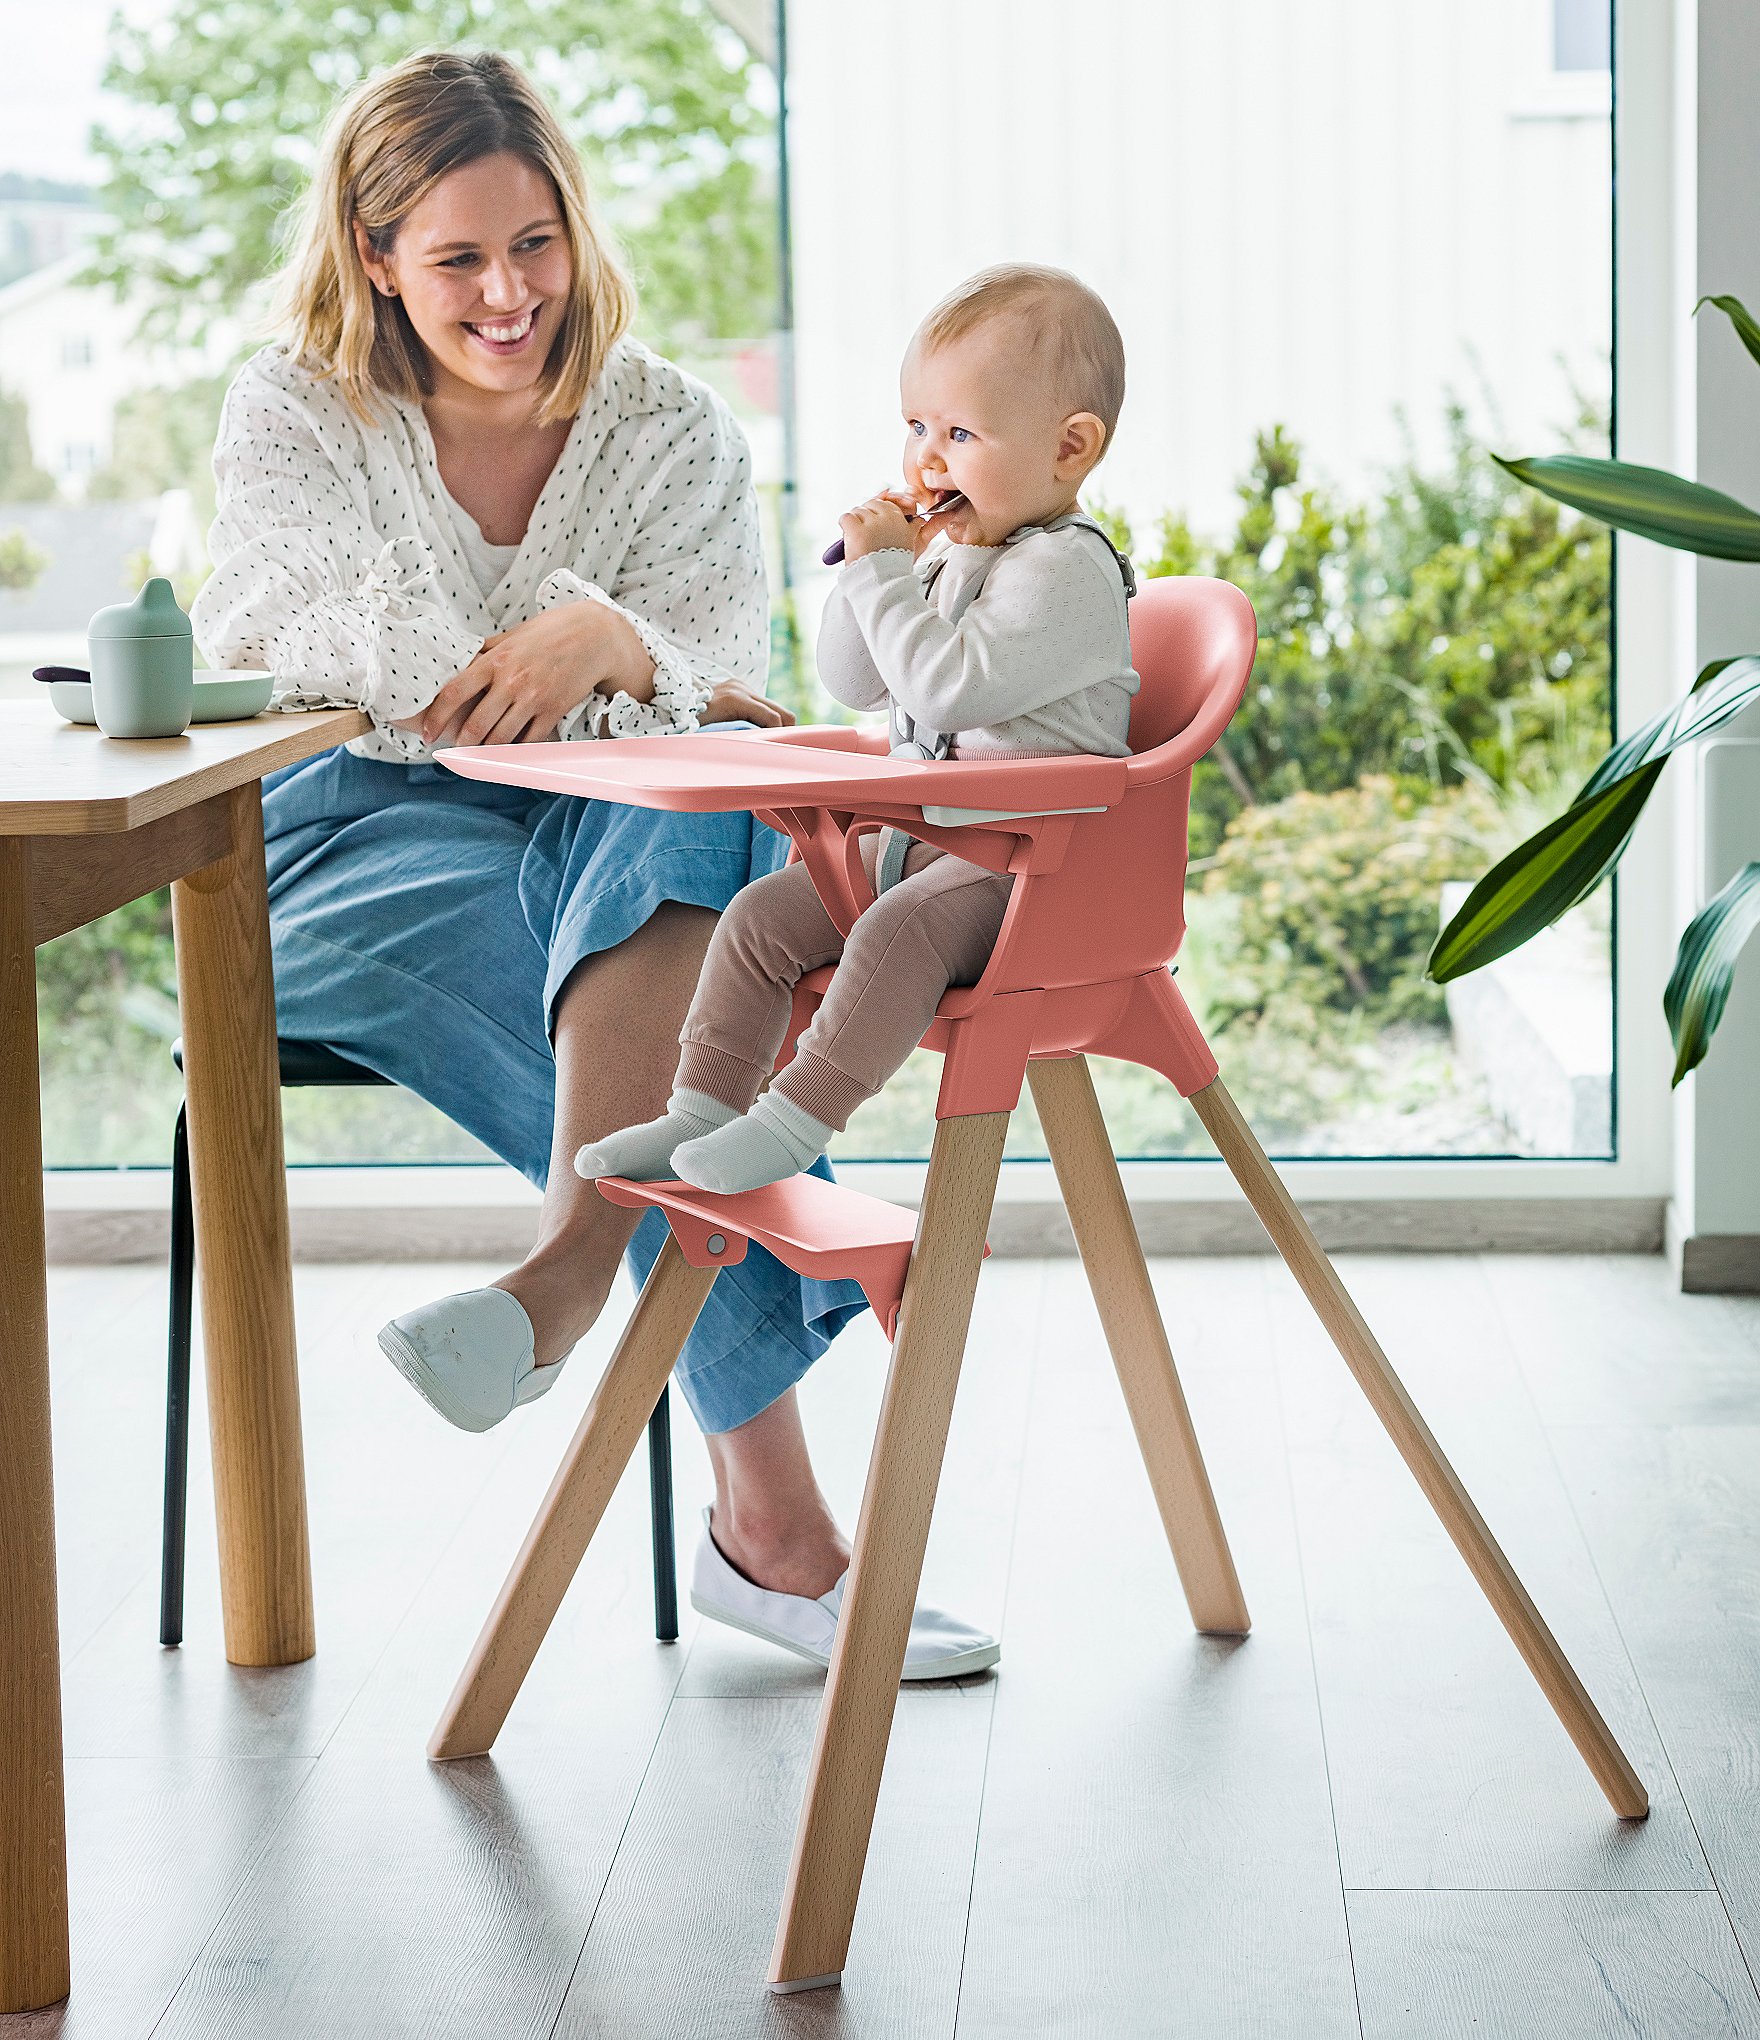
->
<box><xmin>1554</xmin><ymin>0</ymin><xmax>1612</xmax><ymax>71</ymax></box>
<box><xmin>788</xmin><ymin>2</ymin><xmax>1615</xmax><ymax>1164</ymax></box>
<box><xmin>28</xmin><ymin>2</ymin><xmax>1616</xmax><ymax>1176</ymax></box>
<box><xmin>59</xmin><ymin>333</ymin><xmax>93</xmax><ymax>369</ymax></box>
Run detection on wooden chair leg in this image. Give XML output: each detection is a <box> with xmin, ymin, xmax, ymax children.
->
<box><xmin>1187</xmin><ymin>1075</ymin><xmax>1648</xmax><ymax>1820</ymax></box>
<box><xmin>1029</xmin><ymin>1057</ymin><xmax>1250</xmax><ymax>1635</ymax></box>
<box><xmin>769</xmin><ymin>1111</ymin><xmax>1009</xmax><ymax>1994</ymax></box>
<box><xmin>429</xmin><ymin>1237</ymin><xmax>717</xmax><ymax>1760</ymax></box>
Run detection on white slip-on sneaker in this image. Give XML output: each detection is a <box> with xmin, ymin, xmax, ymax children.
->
<box><xmin>376</xmin><ymin>1287</ymin><xmax>564</xmax><ymax>1434</ymax></box>
<box><xmin>690</xmin><ymin>1508</ymin><xmax>1000</xmax><ymax>1681</ymax></box>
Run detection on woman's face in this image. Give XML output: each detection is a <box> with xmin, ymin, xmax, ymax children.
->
<box><xmin>357</xmin><ymin>151</ymin><xmax>575</xmax><ymax>403</ymax></box>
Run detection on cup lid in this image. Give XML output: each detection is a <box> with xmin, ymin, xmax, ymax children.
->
<box><xmin>89</xmin><ymin>576</ymin><xmax>194</xmax><ymax>641</ymax></box>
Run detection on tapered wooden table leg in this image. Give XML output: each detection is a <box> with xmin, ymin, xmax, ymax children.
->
<box><xmin>431</xmin><ymin>1238</ymin><xmax>716</xmax><ymax>1761</ymax></box>
<box><xmin>770</xmin><ymin>1111</ymin><xmax>1008</xmax><ymax>1993</ymax></box>
<box><xmin>0</xmin><ymin>841</ymin><xmax>69</xmax><ymax>2014</ymax></box>
<box><xmin>1188</xmin><ymin>1075</ymin><xmax>1648</xmax><ymax>1819</ymax></box>
<box><xmin>1030</xmin><ymin>1057</ymin><xmax>1250</xmax><ymax>1635</ymax></box>
<box><xmin>170</xmin><ymin>785</ymin><xmax>314</xmax><ymax>1668</ymax></box>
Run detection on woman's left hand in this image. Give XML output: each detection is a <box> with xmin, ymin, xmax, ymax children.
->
<box><xmin>413</xmin><ymin>601</ymin><xmax>655</xmax><ymax>747</ymax></box>
<box><xmin>701</xmin><ymin>680</ymin><xmax>794</xmax><ymax>729</ymax></box>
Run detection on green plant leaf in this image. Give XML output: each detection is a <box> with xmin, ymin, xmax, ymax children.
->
<box><xmin>1492</xmin><ymin>453</ymin><xmax>1760</xmax><ymax>561</ymax></box>
<box><xmin>1696</xmin><ymin>293</ymin><xmax>1760</xmax><ymax>371</ymax></box>
<box><xmin>1427</xmin><ymin>765</ymin><xmax>1660</xmax><ymax>981</ymax></box>
<box><xmin>1428</xmin><ymin>655</ymin><xmax>1760</xmax><ymax>982</ymax></box>
<box><xmin>1665</xmin><ymin>861</ymin><xmax>1760</xmax><ymax>1083</ymax></box>
<box><xmin>1578</xmin><ymin>655</ymin><xmax>1760</xmax><ymax>800</ymax></box>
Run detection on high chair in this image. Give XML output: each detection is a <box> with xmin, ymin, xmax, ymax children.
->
<box><xmin>430</xmin><ymin>574</ymin><xmax>1647</xmax><ymax>1995</ymax></box>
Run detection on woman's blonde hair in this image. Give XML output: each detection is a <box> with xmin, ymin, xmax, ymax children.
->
<box><xmin>278</xmin><ymin>49</ymin><xmax>635</xmax><ymax>424</ymax></box>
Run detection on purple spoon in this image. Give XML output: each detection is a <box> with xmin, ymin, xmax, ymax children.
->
<box><xmin>823</xmin><ymin>491</ymin><xmax>966</xmax><ymax>566</ymax></box>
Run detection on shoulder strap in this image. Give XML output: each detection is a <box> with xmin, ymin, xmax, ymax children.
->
<box><xmin>1056</xmin><ymin>511</ymin><xmax>1138</xmax><ymax>600</ymax></box>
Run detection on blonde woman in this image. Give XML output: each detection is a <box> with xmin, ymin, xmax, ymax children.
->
<box><xmin>195</xmin><ymin>50</ymin><xmax>995</xmax><ymax>1679</ymax></box>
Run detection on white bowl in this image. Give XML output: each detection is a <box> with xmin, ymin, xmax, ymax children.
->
<box><xmin>50</xmin><ymin>669</ymin><xmax>276</xmax><ymax>727</ymax></box>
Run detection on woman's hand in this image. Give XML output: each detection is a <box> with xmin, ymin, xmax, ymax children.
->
<box><xmin>406</xmin><ymin>601</ymin><xmax>656</xmax><ymax>748</ymax></box>
<box><xmin>701</xmin><ymin>680</ymin><xmax>794</xmax><ymax>728</ymax></box>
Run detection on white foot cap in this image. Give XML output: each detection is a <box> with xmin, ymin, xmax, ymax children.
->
<box><xmin>769</xmin><ymin>1971</ymin><xmax>843</xmax><ymax>1995</ymax></box>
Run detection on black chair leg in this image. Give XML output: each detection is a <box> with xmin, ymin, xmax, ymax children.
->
<box><xmin>162</xmin><ymin>1102</ymin><xmax>195</xmax><ymax>1648</ymax></box>
<box><xmin>647</xmin><ymin>1385</ymin><xmax>678</xmax><ymax>1642</ymax></box>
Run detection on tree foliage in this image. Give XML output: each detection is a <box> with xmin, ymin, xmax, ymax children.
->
<box><xmin>86</xmin><ymin>0</ymin><xmax>777</xmax><ymax>356</ymax></box>
<box><xmin>88</xmin><ymin>374</ymin><xmax>233</xmax><ymax>514</ymax></box>
<box><xmin>0</xmin><ymin>385</ymin><xmax>57</xmax><ymax>502</ymax></box>
<box><xmin>1104</xmin><ymin>408</ymin><xmax>1611</xmax><ymax>858</ymax></box>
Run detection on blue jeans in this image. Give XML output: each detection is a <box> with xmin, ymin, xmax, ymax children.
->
<box><xmin>260</xmin><ymin>744</ymin><xmax>867</xmax><ymax>1433</ymax></box>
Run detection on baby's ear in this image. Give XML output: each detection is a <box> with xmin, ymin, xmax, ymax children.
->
<box><xmin>1057</xmin><ymin>411</ymin><xmax>1108</xmax><ymax>477</ymax></box>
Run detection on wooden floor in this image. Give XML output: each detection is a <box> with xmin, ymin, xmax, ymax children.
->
<box><xmin>8</xmin><ymin>1248</ymin><xmax>1760</xmax><ymax>2039</ymax></box>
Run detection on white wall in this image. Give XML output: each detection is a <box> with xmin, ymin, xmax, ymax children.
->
<box><xmin>1671</xmin><ymin>0</ymin><xmax>1760</xmax><ymax>1256</ymax></box>
<box><xmin>788</xmin><ymin>0</ymin><xmax>1611</xmax><ymax>545</ymax></box>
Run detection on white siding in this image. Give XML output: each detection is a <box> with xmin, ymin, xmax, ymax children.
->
<box><xmin>788</xmin><ymin>0</ymin><xmax>1611</xmax><ymax>542</ymax></box>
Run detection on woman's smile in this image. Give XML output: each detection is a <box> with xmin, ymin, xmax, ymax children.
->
<box><xmin>464</xmin><ymin>304</ymin><xmax>542</xmax><ymax>355</ymax></box>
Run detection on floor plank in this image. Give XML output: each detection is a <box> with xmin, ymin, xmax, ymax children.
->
<box><xmin>1544</xmin><ymin>1423</ymin><xmax>1760</xmax><ymax>1982</ymax></box>
<box><xmin>1486</xmin><ymin>1256</ymin><xmax>1760</xmax><ymax>1428</ymax></box>
<box><xmin>10</xmin><ymin>1251</ymin><xmax>1760</xmax><ymax>2038</ymax></box>
<box><xmin>557</xmin><ymin>1692</ymin><xmax>989</xmax><ymax>2039</ymax></box>
<box><xmin>1268</xmin><ymin>1254</ymin><xmax>1705</xmax><ymax>1890</ymax></box>
<box><xmin>0</xmin><ymin>1759</ymin><xmax>311</xmax><ymax>2040</ymax></box>
<box><xmin>1349</xmin><ymin>1890</ymin><xmax>1760</xmax><ymax>2038</ymax></box>
<box><xmin>954</xmin><ymin>1258</ymin><xmax>1361</xmax><ymax>2039</ymax></box>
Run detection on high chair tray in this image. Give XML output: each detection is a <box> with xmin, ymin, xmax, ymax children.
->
<box><xmin>440</xmin><ymin>728</ymin><xmax>1129</xmax><ymax>816</ymax></box>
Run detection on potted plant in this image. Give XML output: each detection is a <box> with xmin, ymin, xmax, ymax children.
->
<box><xmin>1429</xmin><ymin>295</ymin><xmax>1760</xmax><ymax>1083</ymax></box>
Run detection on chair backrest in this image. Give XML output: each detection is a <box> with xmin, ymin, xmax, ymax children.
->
<box><xmin>1124</xmin><ymin>575</ymin><xmax>1258</xmax><ymax>771</ymax></box>
<box><xmin>948</xmin><ymin>573</ymin><xmax>1258</xmax><ymax>1003</ymax></box>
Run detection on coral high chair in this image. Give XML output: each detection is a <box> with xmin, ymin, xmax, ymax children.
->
<box><xmin>430</xmin><ymin>575</ymin><xmax>1647</xmax><ymax>1994</ymax></box>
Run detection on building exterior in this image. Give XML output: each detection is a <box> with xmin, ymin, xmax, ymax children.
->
<box><xmin>787</xmin><ymin>0</ymin><xmax>1612</xmax><ymax>545</ymax></box>
<box><xmin>0</xmin><ymin>254</ymin><xmax>204</xmax><ymax>496</ymax></box>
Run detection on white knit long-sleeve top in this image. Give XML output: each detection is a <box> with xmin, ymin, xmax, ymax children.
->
<box><xmin>192</xmin><ymin>338</ymin><xmax>768</xmax><ymax>764</ymax></box>
<box><xmin>815</xmin><ymin>515</ymin><xmax>1139</xmax><ymax>761</ymax></box>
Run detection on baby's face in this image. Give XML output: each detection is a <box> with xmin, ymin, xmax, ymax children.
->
<box><xmin>899</xmin><ymin>326</ymin><xmax>1096</xmax><ymax>547</ymax></box>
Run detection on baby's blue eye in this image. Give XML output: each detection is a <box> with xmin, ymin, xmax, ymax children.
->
<box><xmin>951</xmin><ymin>427</ymin><xmax>971</xmax><ymax>442</ymax></box>
<box><xmin>909</xmin><ymin>420</ymin><xmax>925</xmax><ymax>436</ymax></box>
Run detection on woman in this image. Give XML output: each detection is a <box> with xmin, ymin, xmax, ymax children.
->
<box><xmin>194</xmin><ymin>50</ymin><xmax>994</xmax><ymax>1679</ymax></box>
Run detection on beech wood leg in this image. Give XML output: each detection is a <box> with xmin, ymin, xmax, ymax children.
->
<box><xmin>0</xmin><ymin>841</ymin><xmax>70</xmax><ymax>2014</ymax></box>
<box><xmin>1188</xmin><ymin>1075</ymin><xmax>1648</xmax><ymax>1820</ymax></box>
<box><xmin>170</xmin><ymin>785</ymin><xmax>314</xmax><ymax>1668</ymax></box>
<box><xmin>770</xmin><ymin>1111</ymin><xmax>1009</xmax><ymax>1993</ymax></box>
<box><xmin>1029</xmin><ymin>1057</ymin><xmax>1250</xmax><ymax>1635</ymax></box>
<box><xmin>430</xmin><ymin>1237</ymin><xmax>716</xmax><ymax>1761</ymax></box>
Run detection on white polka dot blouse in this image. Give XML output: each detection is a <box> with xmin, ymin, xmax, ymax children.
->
<box><xmin>191</xmin><ymin>338</ymin><xmax>769</xmax><ymax>764</ymax></box>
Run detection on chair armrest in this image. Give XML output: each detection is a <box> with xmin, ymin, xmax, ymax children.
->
<box><xmin>762</xmin><ymin>724</ymin><xmax>891</xmax><ymax>757</ymax></box>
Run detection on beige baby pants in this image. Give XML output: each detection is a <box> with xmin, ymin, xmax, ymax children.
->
<box><xmin>677</xmin><ymin>830</ymin><xmax>1014</xmax><ymax>1131</ymax></box>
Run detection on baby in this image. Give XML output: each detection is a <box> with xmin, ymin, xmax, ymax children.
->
<box><xmin>575</xmin><ymin>263</ymin><xmax>1139</xmax><ymax>1195</ymax></box>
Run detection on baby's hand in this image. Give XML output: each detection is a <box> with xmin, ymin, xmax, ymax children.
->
<box><xmin>838</xmin><ymin>492</ymin><xmax>917</xmax><ymax>562</ymax></box>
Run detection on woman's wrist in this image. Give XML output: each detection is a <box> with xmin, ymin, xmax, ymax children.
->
<box><xmin>592</xmin><ymin>611</ymin><xmax>657</xmax><ymax>702</ymax></box>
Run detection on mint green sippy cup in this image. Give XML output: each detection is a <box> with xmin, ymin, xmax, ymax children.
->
<box><xmin>87</xmin><ymin>577</ymin><xmax>195</xmax><ymax>738</ymax></box>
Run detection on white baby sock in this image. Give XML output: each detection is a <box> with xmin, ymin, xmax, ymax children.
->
<box><xmin>670</xmin><ymin>1091</ymin><xmax>837</xmax><ymax>1195</ymax></box>
<box><xmin>573</xmin><ymin>1088</ymin><xmax>739</xmax><ymax>1183</ymax></box>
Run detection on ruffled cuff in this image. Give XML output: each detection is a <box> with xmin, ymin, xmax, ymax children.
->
<box><xmin>537</xmin><ymin>568</ymin><xmax>717</xmax><ymax>741</ymax></box>
<box><xmin>267</xmin><ymin>537</ymin><xmax>483</xmax><ymax>754</ymax></box>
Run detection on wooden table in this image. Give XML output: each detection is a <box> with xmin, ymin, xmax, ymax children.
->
<box><xmin>0</xmin><ymin>701</ymin><xmax>368</xmax><ymax>2013</ymax></box>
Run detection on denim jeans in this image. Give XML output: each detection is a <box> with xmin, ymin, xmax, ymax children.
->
<box><xmin>260</xmin><ymin>743</ymin><xmax>866</xmax><ymax>1432</ymax></box>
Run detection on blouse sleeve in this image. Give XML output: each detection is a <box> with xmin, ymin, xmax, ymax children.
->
<box><xmin>191</xmin><ymin>365</ymin><xmax>484</xmax><ymax>757</ymax></box>
<box><xmin>535</xmin><ymin>390</ymin><xmax>770</xmax><ymax>742</ymax></box>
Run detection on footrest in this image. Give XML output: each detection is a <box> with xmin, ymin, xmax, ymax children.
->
<box><xmin>596</xmin><ymin>1174</ymin><xmax>931</xmax><ymax>1339</ymax></box>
